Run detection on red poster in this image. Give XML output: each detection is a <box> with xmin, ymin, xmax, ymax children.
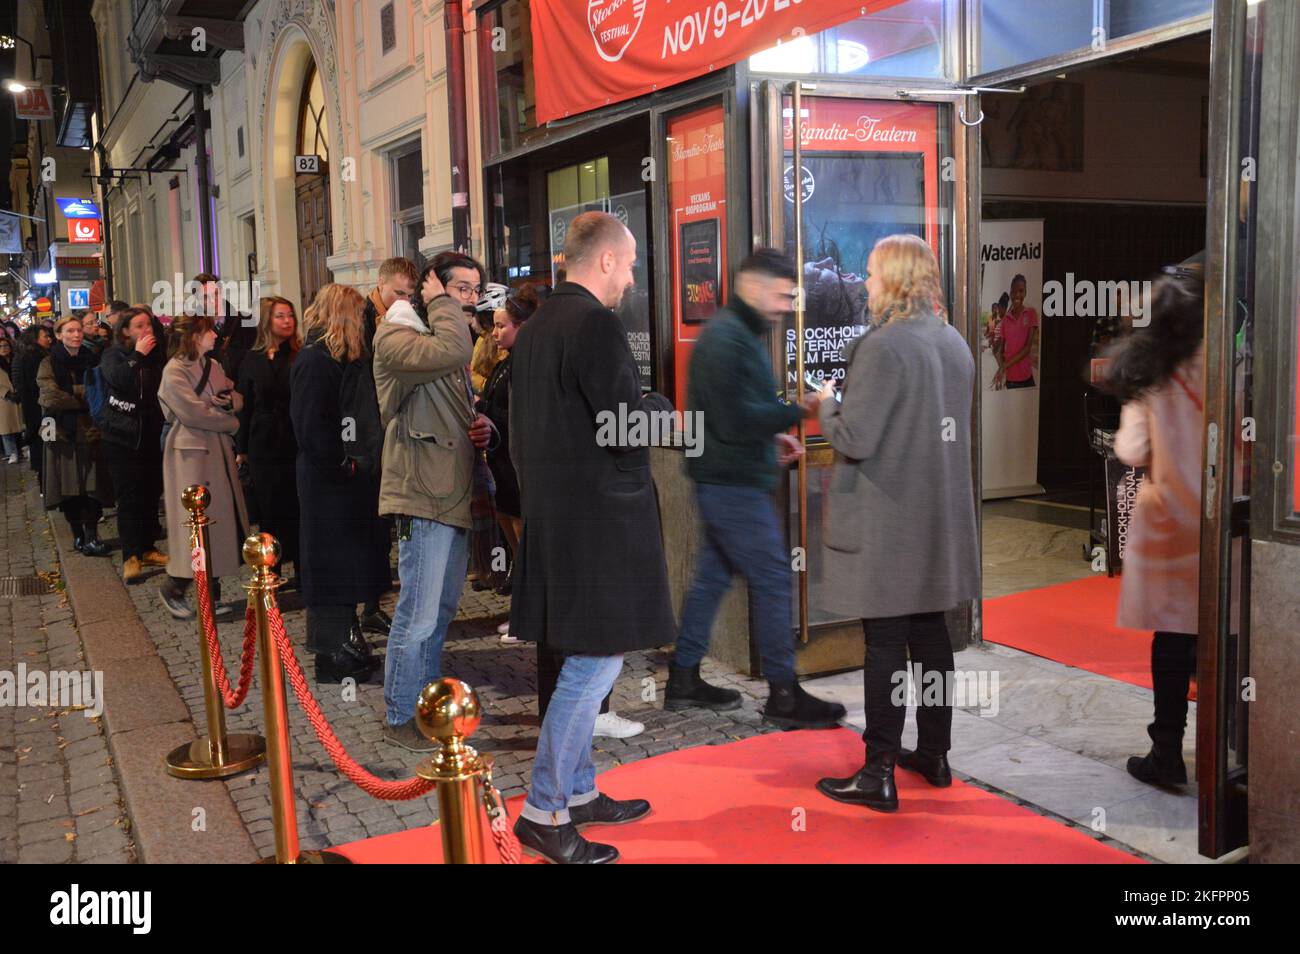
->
<box><xmin>68</xmin><ymin>219</ymin><xmax>101</xmax><ymax>244</ymax></box>
<box><xmin>531</xmin><ymin>0</ymin><xmax>906</xmax><ymax>125</ymax></box>
<box><xmin>668</xmin><ymin>104</ymin><xmax>728</xmax><ymax>411</ymax></box>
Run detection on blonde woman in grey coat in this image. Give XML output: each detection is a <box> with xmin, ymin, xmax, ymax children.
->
<box><xmin>814</xmin><ymin>234</ymin><xmax>979</xmax><ymax>813</ymax></box>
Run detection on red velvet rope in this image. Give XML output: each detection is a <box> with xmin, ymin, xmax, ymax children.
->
<box><xmin>193</xmin><ymin>567</ymin><xmax>257</xmax><ymax>709</ymax></box>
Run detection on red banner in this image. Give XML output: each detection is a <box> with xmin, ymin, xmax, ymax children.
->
<box><xmin>531</xmin><ymin>0</ymin><xmax>907</xmax><ymax>125</ymax></box>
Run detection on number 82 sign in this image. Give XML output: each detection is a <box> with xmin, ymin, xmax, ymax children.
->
<box><xmin>294</xmin><ymin>154</ymin><xmax>321</xmax><ymax>174</ymax></box>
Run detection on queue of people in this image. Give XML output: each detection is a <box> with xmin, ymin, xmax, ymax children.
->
<box><xmin>0</xmin><ymin>222</ymin><xmax>1204</xmax><ymax>866</ymax></box>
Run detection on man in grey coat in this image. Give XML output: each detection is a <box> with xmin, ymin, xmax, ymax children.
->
<box><xmin>813</xmin><ymin>234</ymin><xmax>979</xmax><ymax>813</ymax></box>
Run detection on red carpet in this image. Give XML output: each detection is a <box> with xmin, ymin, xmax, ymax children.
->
<box><xmin>983</xmin><ymin>575</ymin><xmax>1169</xmax><ymax>691</ymax></box>
<box><xmin>334</xmin><ymin>729</ymin><xmax>1141</xmax><ymax>864</ymax></box>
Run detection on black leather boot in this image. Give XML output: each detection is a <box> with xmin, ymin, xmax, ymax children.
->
<box><xmin>898</xmin><ymin>749</ymin><xmax>953</xmax><ymax>787</ymax></box>
<box><xmin>513</xmin><ymin>816</ymin><xmax>618</xmax><ymax>864</ymax></box>
<box><xmin>763</xmin><ymin>680</ymin><xmax>846</xmax><ymax>729</ymax></box>
<box><xmin>79</xmin><ymin>521</ymin><xmax>111</xmax><ymax>557</ymax></box>
<box><xmin>347</xmin><ymin>620</ymin><xmax>375</xmax><ymax>660</ymax></box>
<box><xmin>664</xmin><ymin>663</ymin><xmax>742</xmax><ymax>712</ymax></box>
<box><xmin>817</xmin><ymin>751</ymin><xmax>899</xmax><ymax>813</ymax></box>
<box><xmin>1126</xmin><ymin>747</ymin><xmax>1187</xmax><ymax>788</ymax></box>
<box><xmin>314</xmin><ymin>642</ymin><xmax>378</xmax><ymax>684</ymax></box>
<box><xmin>70</xmin><ymin>521</ymin><xmax>86</xmax><ymax>552</ymax></box>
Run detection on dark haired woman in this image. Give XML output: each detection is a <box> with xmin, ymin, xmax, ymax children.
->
<box><xmin>99</xmin><ymin>307</ymin><xmax>169</xmax><ymax>583</ymax></box>
<box><xmin>237</xmin><ymin>297</ymin><xmax>302</xmax><ymax>583</ymax></box>
<box><xmin>13</xmin><ymin>326</ymin><xmax>52</xmax><ymax>479</ymax></box>
<box><xmin>1101</xmin><ymin>254</ymin><xmax>1208</xmax><ymax>789</ymax></box>
<box><xmin>38</xmin><ymin>315</ymin><xmax>115</xmax><ymax>556</ymax></box>
<box><xmin>157</xmin><ymin>313</ymin><xmax>248</xmax><ymax>619</ymax></box>
<box><xmin>478</xmin><ymin>284</ymin><xmax>540</xmax><ymax>640</ymax></box>
<box><xmin>0</xmin><ymin>336</ymin><xmax>23</xmax><ymax>463</ymax></box>
<box><xmin>998</xmin><ymin>274</ymin><xmax>1039</xmax><ymax>389</ymax></box>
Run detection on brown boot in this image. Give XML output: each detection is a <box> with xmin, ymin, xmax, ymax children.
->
<box><xmin>141</xmin><ymin>549</ymin><xmax>169</xmax><ymax>567</ymax></box>
<box><xmin>122</xmin><ymin>556</ymin><xmax>144</xmax><ymax>584</ymax></box>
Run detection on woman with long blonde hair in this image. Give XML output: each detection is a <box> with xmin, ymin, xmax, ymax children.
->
<box><xmin>289</xmin><ymin>284</ymin><xmax>392</xmax><ymax>682</ymax></box>
<box><xmin>814</xmin><ymin>233</ymin><xmax>979</xmax><ymax>813</ymax></box>
<box><xmin>237</xmin><ymin>297</ymin><xmax>302</xmax><ymax>580</ymax></box>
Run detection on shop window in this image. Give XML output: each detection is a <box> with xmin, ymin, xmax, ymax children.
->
<box><xmin>975</xmin><ymin>0</ymin><xmax>1211</xmax><ymax>76</ymax></box>
<box><xmin>750</xmin><ymin>0</ymin><xmax>952</xmax><ymax>80</ymax></box>
<box><xmin>390</xmin><ymin>142</ymin><xmax>424</xmax><ymax>262</ymax></box>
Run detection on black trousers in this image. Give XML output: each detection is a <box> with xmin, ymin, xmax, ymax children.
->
<box><xmin>58</xmin><ymin>496</ymin><xmax>103</xmax><ymax>531</ymax></box>
<box><xmin>537</xmin><ymin>644</ymin><xmax>610</xmax><ymax>720</ymax></box>
<box><xmin>101</xmin><ymin>439</ymin><xmax>164</xmax><ymax>559</ymax></box>
<box><xmin>1149</xmin><ymin>630</ymin><xmax>1196</xmax><ymax>753</ymax></box>
<box><xmin>862</xmin><ymin>612</ymin><xmax>955</xmax><ymax>758</ymax></box>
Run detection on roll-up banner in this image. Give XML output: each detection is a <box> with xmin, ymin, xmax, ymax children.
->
<box><xmin>531</xmin><ymin>0</ymin><xmax>907</xmax><ymax>125</ymax></box>
<box><xmin>979</xmin><ymin>219</ymin><xmax>1045</xmax><ymax>499</ymax></box>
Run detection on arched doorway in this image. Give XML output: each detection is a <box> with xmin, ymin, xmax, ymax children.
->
<box><xmin>295</xmin><ymin>63</ymin><xmax>332</xmax><ymax>306</ymax></box>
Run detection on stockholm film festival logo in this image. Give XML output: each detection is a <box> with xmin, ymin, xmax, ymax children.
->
<box><xmin>588</xmin><ymin>0</ymin><xmax>647</xmax><ymax>62</ymax></box>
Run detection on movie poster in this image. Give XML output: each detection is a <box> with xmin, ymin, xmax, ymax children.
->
<box><xmin>979</xmin><ymin>219</ymin><xmax>1045</xmax><ymax>499</ymax></box>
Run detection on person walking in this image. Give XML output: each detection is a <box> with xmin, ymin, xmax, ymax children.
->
<box><xmin>668</xmin><ymin>249</ymin><xmax>845</xmax><ymax>730</ymax></box>
<box><xmin>373</xmin><ymin>259</ymin><xmax>492</xmax><ymax>748</ymax></box>
<box><xmin>98</xmin><ymin>307</ymin><xmax>169</xmax><ymax>583</ymax></box>
<box><xmin>508</xmin><ymin>211</ymin><xmax>670</xmax><ymax>863</ymax></box>
<box><xmin>38</xmin><ymin>316</ymin><xmax>115</xmax><ymax>556</ymax></box>
<box><xmin>0</xmin><ymin>336</ymin><xmax>24</xmax><ymax>463</ymax></box>
<box><xmin>157</xmin><ymin>314</ymin><xmax>248</xmax><ymax>619</ymax></box>
<box><xmin>237</xmin><ymin>297</ymin><xmax>302</xmax><ymax>581</ymax></box>
<box><xmin>814</xmin><ymin>234</ymin><xmax>979</xmax><ymax>813</ymax></box>
<box><xmin>291</xmin><ymin>284</ymin><xmax>393</xmax><ymax>683</ymax></box>
<box><xmin>1103</xmin><ymin>255</ymin><xmax>1209</xmax><ymax>789</ymax></box>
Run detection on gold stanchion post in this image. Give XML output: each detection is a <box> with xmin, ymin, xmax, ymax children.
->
<box><xmin>165</xmin><ymin>485</ymin><xmax>266</xmax><ymax>779</ymax></box>
<box><xmin>245</xmin><ymin>532</ymin><xmax>350</xmax><ymax>864</ymax></box>
<box><xmin>415</xmin><ymin>679</ymin><xmax>490</xmax><ymax>864</ymax></box>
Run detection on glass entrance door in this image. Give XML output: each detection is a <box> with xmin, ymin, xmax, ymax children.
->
<box><xmin>755</xmin><ymin>81</ymin><xmax>962</xmax><ymax>670</ymax></box>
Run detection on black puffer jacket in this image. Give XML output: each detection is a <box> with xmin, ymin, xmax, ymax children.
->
<box><xmin>97</xmin><ymin>318</ymin><xmax>166</xmax><ymax>450</ymax></box>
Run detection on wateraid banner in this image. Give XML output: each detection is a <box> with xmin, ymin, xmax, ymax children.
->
<box><xmin>979</xmin><ymin>219</ymin><xmax>1045</xmax><ymax>499</ymax></box>
<box><xmin>531</xmin><ymin>0</ymin><xmax>906</xmax><ymax>124</ymax></box>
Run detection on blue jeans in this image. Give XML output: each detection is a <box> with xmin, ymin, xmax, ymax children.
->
<box><xmin>383</xmin><ymin>517</ymin><xmax>469</xmax><ymax>726</ymax></box>
<box><xmin>677</xmin><ymin>483</ymin><xmax>797</xmax><ymax>684</ymax></box>
<box><xmin>521</xmin><ymin>653</ymin><xmax>624</xmax><ymax>825</ymax></box>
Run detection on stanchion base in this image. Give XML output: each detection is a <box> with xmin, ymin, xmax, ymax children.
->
<box><xmin>256</xmin><ymin>851</ymin><xmax>353</xmax><ymax>865</ymax></box>
<box><xmin>164</xmin><ymin>734</ymin><xmax>267</xmax><ymax>779</ymax></box>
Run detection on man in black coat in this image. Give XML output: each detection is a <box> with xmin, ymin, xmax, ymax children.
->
<box><xmin>509</xmin><ymin>211</ymin><xmax>670</xmax><ymax>864</ymax></box>
<box><xmin>192</xmin><ymin>273</ymin><xmax>257</xmax><ymax>385</ymax></box>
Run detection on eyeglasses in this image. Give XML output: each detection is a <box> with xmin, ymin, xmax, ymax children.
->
<box><xmin>448</xmin><ymin>281</ymin><xmax>482</xmax><ymax>299</ymax></box>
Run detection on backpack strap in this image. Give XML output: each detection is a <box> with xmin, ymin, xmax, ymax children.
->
<box><xmin>195</xmin><ymin>355</ymin><xmax>214</xmax><ymax>396</ymax></box>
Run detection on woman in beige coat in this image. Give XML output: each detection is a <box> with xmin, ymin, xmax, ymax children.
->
<box><xmin>1103</xmin><ymin>256</ymin><xmax>1206</xmax><ymax>789</ymax></box>
<box><xmin>0</xmin><ymin>336</ymin><xmax>24</xmax><ymax>462</ymax></box>
<box><xmin>157</xmin><ymin>313</ymin><xmax>249</xmax><ymax>620</ymax></box>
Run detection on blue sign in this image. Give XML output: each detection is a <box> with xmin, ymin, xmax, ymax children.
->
<box><xmin>66</xmin><ymin>287</ymin><xmax>90</xmax><ymax>310</ymax></box>
<box><xmin>56</xmin><ymin>198</ymin><xmax>101</xmax><ymax>219</ymax></box>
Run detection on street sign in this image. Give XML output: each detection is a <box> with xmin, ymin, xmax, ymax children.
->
<box><xmin>35</xmin><ymin>296</ymin><xmax>53</xmax><ymax>316</ymax></box>
<box><xmin>65</xmin><ymin>286</ymin><xmax>91</xmax><ymax>311</ymax></box>
<box><xmin>69</xmin><ymin>219</ymin><xmax>101</xmax><ymax>243</ymax></box>
<box><xmin>56</xmin><ymin>198</ymin><xmax>101</xmax><ymax>219</ymax></box>
<box><xmin>14</xmin><ymin>87</ymin><xmax>53</xmax><ymax>121</ymax></box>
<box><xmin>294</xmin><ymin>154</ymin><xmax>321</xmax><ymax>174</ymax></box>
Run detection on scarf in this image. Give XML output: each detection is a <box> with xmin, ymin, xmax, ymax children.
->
<box><xmin>49</xmin><ymin>340</ymin><xmax>99</xmax><ymax>393</ymax></box>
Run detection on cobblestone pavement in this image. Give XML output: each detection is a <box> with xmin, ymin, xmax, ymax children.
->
<box><xmin>107</xmin><ymin>509</ymin><xmax>779</xmax><ymax>857</ymax></box>
<box><xmin>1</xmin><ymin>464</ymin><xmax>135</xmax><ymax>864</ymax></box>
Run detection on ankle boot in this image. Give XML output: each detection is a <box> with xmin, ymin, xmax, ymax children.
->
<box><xmin>70</xmin><ymin>521</ymin><xmax>86</xmax><ymax>552</ymax></box>
<box><xmin>1127</xmin><ymin>746</ymin><xmax>1187</xmax><ymax>788</ymax></box>
<box><xmin>664</xmin><ymin>662</ymin><xmax>742</xmax><ymax>711</ymax></box>
<box><xmin>763</xmin><ymin>680</ymin><xmax>846</xmax><ymax>729</ymax></box>
<box><xmin>898</xmin><ymin>749</ymin><xmax>953</xmax><ymax>787</ymax></box>
<box><xmin>80</xmin><ymin>521</ymin><xmax>110</xmax><ymax>557</ymax></box>
<box><xmin>817</xmin><ymin>751</ymin><xmax>899</xmax><ymax>813</ymax></box>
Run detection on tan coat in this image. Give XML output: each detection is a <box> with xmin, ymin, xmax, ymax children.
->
<box><xmin>1114</xmin><ymin>346</ymin><xmax>1223</xmax><ymax>634</ymax></box>
<box><xmin>158</xmin><ymin>356</ymin><xmax>249</xmax><ymax>579</ymax></box>
<box><xmin>37</xmin><ymin>356</ymin><xmax>114</xmax><ymax>508</ymax></box>
<box><xmin>0</xmin><ymin>365</ymin><xmax>22</xmax><ymax>434</ymax></box>
<box><xmin>373</xmin><ymin>297</ymin><xmax>475</xmax><ymax>528</ymax></box>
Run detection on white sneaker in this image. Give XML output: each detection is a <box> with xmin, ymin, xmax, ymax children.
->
<box><xmin>497</xmin><ymin>620</ymin><xmax>511</xmax><ymax>634</ymax></box>
<box><xmin>593</xmin><ymin>711</ymin><xmax>644</xmax><ymax>740</ymax></box>
<box><xmin>4</xmin><ymin>454</ymin><xmax>17</xmax><ymax>464</ymax></box>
